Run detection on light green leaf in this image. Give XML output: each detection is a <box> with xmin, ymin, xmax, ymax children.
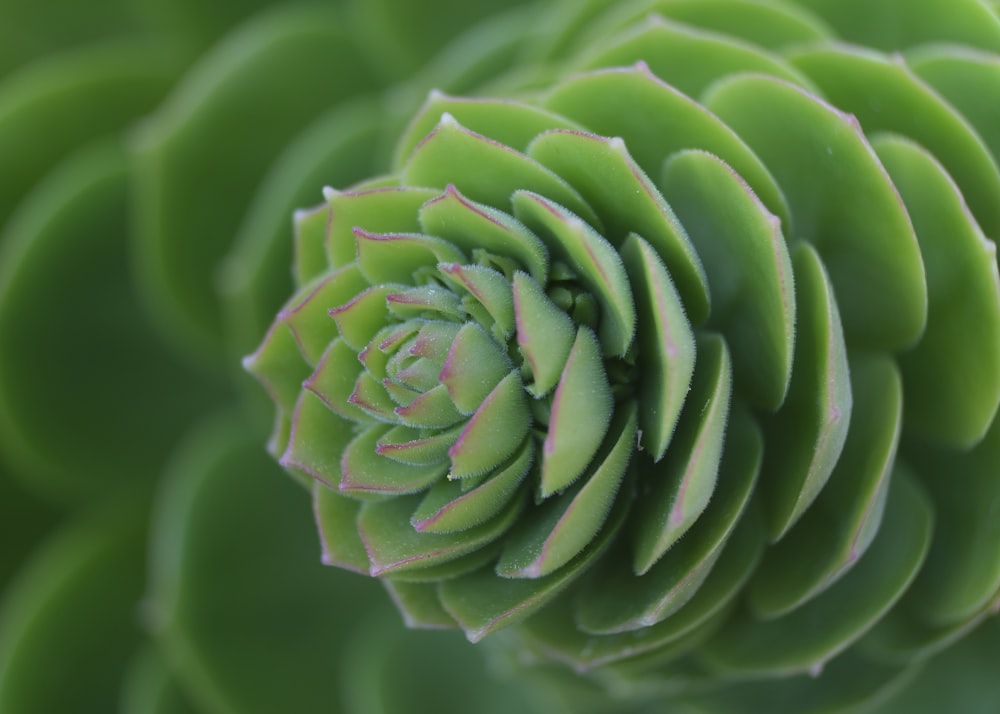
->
<box><xmin>381</xmin><ymin>580</ymin><xmax>458</xmax><ymax>629</ymax></box>
<box><xmin>578</xmin><ymin>404</ymin><xmax>759</xmax><ymax>633</ymax></box>
<box><xmin>909</xmin><ymin>46</ymin><xmax>1000</xmax><ymax>166</ymax></box>
<box><xmin>791</xmin><ymin>45</ymin><xmax>1000</xmax><ymax>239</ymax></box>
<box><xmin>521</xmin><ymin>497</ymin><xmax>763</xmax><ymax>672</ymax></box>
<box><xmin>512</xmin><ymin>270</ymin><xmax>576</xmax><ymax>397</ymax></box>
<box><xmin>358</xmin><ymin>494</ymin><xmax>521</xmax><ymax>577</ymax></box>
<box><xmin>619</xmin><ymin>233</ymin><xmax>696</xmax><ymax>463</ymax></box>
<box><xmin>438</xmin><ymin>492</ymin><xmax>628</xmax><ymax>642</ymax></box>
<box><xmin>355</xmin><ymin>230</ymin><xmax>466</xmax><ymax>286</ymax></box>
<box><xmin>302</xmin><ymin>338</ymin><xmax>378</xmax><ymax>425</ymax></box>
<box><xmin>543</xmin><ymin>64</ymin><xmax>789</xmax><ymax>227</ymax></box>
<box><xmin>329</xmin><ymin>284</ymin><xmax>397</xmax><ymax>351</ymax></box>
<box><xmin>419</xmin><ymin>186</ymin><xmax>549</xmax><ymax>284</ymax></box>
<box><xmin>292</xmin><ymin>204</ymin><xmax>330</xmax><ymax>289</ymax></box>
<box><xmin>375</xmin><ymin>424</ymin><xmax>461</xmax><ymax>467</ymax></box>
<box><xmin>313</xmin><ymin>480</ymin><xmax>369</xmax><ymax>574</ymax></box>
<box><xmin>539</xmin><ymin>327</ymin><xmax>615</xmax><ymax>497</ymax></box>
<box><xmin>580</xmin><ymin>15</ymin><xmax>815</xmax><ymax>98</ymax></box>
<box><xmin>350</xmin><ymin>372</ymin><xmax>403</xmax><ymax>424</ymax></box>
<box><xmin>703</xmin><ymin>73</ymin><xmax>927</xmax><ymax>350</ymax></box>
<box><xmin>386</xmin><ymin>284</ymin><xmax>465</xmax><ymax>322</ymax></box>
<box><xmin>758</xmin><ymin>242</ymin><xmax>852</xmax><ymax>542</ymax></box>
<box><xmin>325</xmin><ymin>186</ymin><xmax>439</xmax><ymax>269</ymax></box>
<box><xmin>279</xmin><ymin>391</ymin><xmax>356</xmax><ymax>489</ymax></box>
<box><xmin>402</xmin><ymin>113</ymin><xmax>599</xmax><ymax>226</ymax></box>
<box><xmin>279</xmin><ymin>265</ymin><xmax>369</xmax><ymax>367</ymax></box>
<box><xmin>439</xmin><ymin>263</ymin><xmax>516</xmax><ymax>339</ymax></box>
<box><xmin>631</xmin><ymin>333</ymin><xmax>733</xmax><ymax>575</ymax></box>
<box><xmin>629</xmin><ymin>0</ymin><xmax>833</xmax><ymax>50</ymax></box>
<box><xmin>394</xmin><ymin>92</ymin><xmax>583</xmax><ymax>166</ymax></box>
<box><xmin>439</xmin><ymin>322</ymin><xmax>513</xmax><ymax>414</ymax></box>
<box><xmin>339</xmin><ymin>424</ymin><xmax>447</xmax><ymax>498</ymax></box>
<box><xmin>394</xmin><ymin>384</ymin><xmax>465</xmax><ymax>429</ymax></box>
<box><xmin>244</xmin><ymin>320</ymin><xmax>310</xmax><ymax>416</ymax></box>
<box><xmin>513</xmin><ymin>191</ymin><xmax>636</xmax><ymax>357</ymax></box>
<box><xmin>448</xmin><ymin>372</ymin><xmax>531</xmax><ymax>479</ymax></box>
<box><xmin>498</xmin><ymin>402</ymin><xmax>637</xmax><ymax>578</ymax></box>
<box><xmin>528</xmin><ymin>129</ymin><xmax>709</xmax><ymax>323</ymax></box>
<box><xmin>873</xmin><ymin>134</ymin><xmax>1000</xmax><ymax>448</ymax></box>
<box><xmin>412</xmin><ymin>438</ymin><xmax>534</xmax><ymax>534</ymax></box>
<box><xmin>699</xmin><ymin>466</ymin><xmax>932</xmax><ymax>678</ymax></box>
<box><xmin>786</xmin><ymin>0</ymin><xmax>1000</xmax><ymax>53</ymax></box>
<box><xmin>661</xmin><ymin>149</ymin><xmax>794</xmax><ymax>411</ymax></box>
<box><xmin>750</xmin><ymin>352</ymin><xmax>901</xmax><ymax>618</ymax></box>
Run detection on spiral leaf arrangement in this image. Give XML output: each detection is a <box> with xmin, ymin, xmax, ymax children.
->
<box><xmin>246</xmin><ymin>0</ymin><xmax>1000</xmax><ymax>710</ymax></box>
<box><xmin>1</xmin><ymin>0</ymin><xmax>998</xmax><ymax>712</ymax></box>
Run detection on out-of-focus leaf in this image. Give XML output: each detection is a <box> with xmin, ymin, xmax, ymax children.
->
<box><xmin>0</xmin><ymin>41</ymin><xmax>183</xmax><ymax>227</ymax></box>
<box><xmin>120</xmin><ymin>646</ymin><xmax>202</xmax><ymax>714</ymax></box>
<box><xmin>349</xmin><ymin>0</ymin><xmax>537</xmax><ymax>82</ymax></box>
<box><xmin>0</xmin><ymin>142</ymin><xmax>224</xmax><ymax>503</ymax></box>
<box><xmin>0</xmin><ymin>464</ymin><xmax>57</xmax><ymax>591</ymax></box>
<box><xmin>909</xmin><ymin>46</ymin><xmax>1000</xmax><ymax>165</ymax></box>
<box><xmin>784</xmin><ymin>0</ymin><xmax>1000</xmax><ymax>52</ymax></box>
<box><xmin>580</xmin><ymin>15</ymin><xmax>815</xmax><ymax>98</ymax></box>
<box><xmin>905</xmin><ymin>416</ymin><xmax>1000</xmax><ymax>626</ymax></box>
<box><xmin>875</xmin><ymin>618</ymin><xmax>1000</xmax><ymax>714</ymax></box>
<box><xmin>0</xmin><ymin>496</ymin><xmax>147</xmax><ymax>714</ymax></box>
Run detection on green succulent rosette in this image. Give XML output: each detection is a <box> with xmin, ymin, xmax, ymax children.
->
<box><xmin>247</xmin><ymin>0</ymin><xmax>1000</xmax><ymax>711</ymax></box>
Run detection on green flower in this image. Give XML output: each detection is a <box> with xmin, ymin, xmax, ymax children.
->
<box><xmin>248</xmin><ymin>0</ymin><xmax>1000</xmax><ymax>711</ymax></box>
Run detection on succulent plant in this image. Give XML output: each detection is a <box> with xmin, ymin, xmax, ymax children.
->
<box><xmin>246</xmin><ymin>0</ymin><xmax>1000</xmax><ymax>711</ymax></box>
<box><xmin>3</xmin><ymin>0</ymin><xmax>1000</xmax><ymax>712</ymax></box>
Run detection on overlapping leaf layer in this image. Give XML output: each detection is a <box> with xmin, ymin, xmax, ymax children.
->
<box><xmin>248</xmin><ymin>0</ymin><xmax>1000</xmax><ymax>710</ymax></box>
